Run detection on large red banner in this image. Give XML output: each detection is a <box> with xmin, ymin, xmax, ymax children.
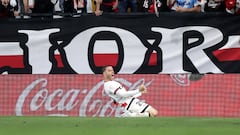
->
<box><xmin>0</xmin><ymin>74</ymin><xmax>239</xmax><ymax>117</ymax></box>
<box><xmin>1</xmin><ymin>14</ymin><xmax>240</xmax><ymax>74</ymax></box>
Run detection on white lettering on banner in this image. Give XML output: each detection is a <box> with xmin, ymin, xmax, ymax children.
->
<box><xmin>31</xmin><ymin>89</ymin><xmax>80</xmax><ymax>111</ymax></box>
<box><xmin>151</xmin><ymin>28</ymin><xmax>187</xmax><ymax>73</ymax></box>
<box><xmin>15</xmin><ymin>78</ymin><xmax>47</xmax><ymax>116</ymax></box>
<box><xmin>2</xmin><ymin>26</ymin><xmax>232</xmax><ymax>73</ymax></box>
<box><xmin>18</xmin><ymin>29</ymin><xmax>60</xmax><ymax>74</ymax></box>
<box><xmin>184</xmin><ymin>27</ymin><xmax>223</xmax><ymax>73</ymax></box>
<box><xmin>79</xmin><ymin>81</ymin><xmax>104</xmax><ymax>116</ymax></box>
<box><xmin>64</xmin><ymin>27</ymin><xmax>147</xmax><ymax>74</ymax></box>
<box><xmin>31</xmin><ymin>88</ymin><xmax>48</xmax><ymax>111</ymax></box>
<box><xmin>15</xmin><ymin>78</ymin><xmax>153</xmax><ymax>117</ymax></box>
<box><xmin>152</xmin><ymin>26</ymin><xmax>223</xmax><ymax>73</ymax></box>
<box><xmin>42</xmin><ymin>89</ymin><xmax>62</xmax><ymax>111</ymax></box>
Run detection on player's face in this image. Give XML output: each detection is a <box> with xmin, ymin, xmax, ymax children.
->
<box><xmin>104</xmin><ymin>66</ymin><xmax>115</xmax><ymax>80</ymax></box>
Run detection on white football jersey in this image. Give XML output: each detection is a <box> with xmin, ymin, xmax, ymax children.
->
<box><xmin>104</xmin><ymin>81</ymin><xmax>141</xmax><ymax>104</ymax></box>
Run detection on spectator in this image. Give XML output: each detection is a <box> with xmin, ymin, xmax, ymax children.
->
<box><xmin>73</xmin><ymin>0</ymin><xmax>85</xmax><ymax>13</ymax></box>
<box><xmin>143</xmin><ymin>0</ymin><xmax>170</xmax><ymax>13</ymax></box>
<box><xmin>167</xmin><ymin>0</ymin><xmax>175</xmax><ymax>8</ymax></box>
<box><xmin>0</xmin><ymin>0</ymin><xmax>18</xmax><ymax>18</ymax></box>
<box><xmin>204</xmin><ymin>0</ymin><xmax>225</xmax><ymax>12</ymax></box>
<box><xmin>29</xmin><ymin>0</ymin><xmax>54</xmax><ymax>13</ymax></box>
<box><xmin>172</xmin><ymin>0</ymin><xmax>201</xmax><ymax>12</ymax></box>
<box><xmin>118</xmin><ymin>0</ymin><xmax>137</xmax><ymax>13</ymax></box>
<box><xmin>225</xmin><ymin>0</ymin><xmax>240</xmax><ymax>14</ymax></box>
<box><xmin>15</xmin><ymin>0</ymin><xmax>25</xmax><ymax>14</ymax></box>
<box><xmin>51</xmin><ymin>0</ymin><xmax>62</xmax><ymax>12</ymax></box>
<box><xmin>63</xmin><ymin>0</ymin><xmax>74</xmax><ymax>13</ymax></box>
<box><xmin>86</xmin><ymin>0</ymin><xmax>93</xmax><ymax>13</ymax></box>
<box><xmin>22</xmin><ymin>0</ymin><xmax>28</xmax><ymax>13</ymax></box>
<box><xmin>142</xmin><ymin>0</ymin><xmax>171</xmax><ymax>17</ymax></box>
<box><xmin>59</xmin><ymin>0</ymin><xmax>64</xmax><ymax>11</ymax></box>
<box><xmin>95</xmin><ymin>0</ymin><xmax>118</xmax><ymax>16</ymax></box>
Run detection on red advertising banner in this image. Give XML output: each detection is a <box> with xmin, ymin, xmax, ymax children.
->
<box><xmin>0</xmin><ymin>74</ymin><xmax>239</xmax><ymax>117</ymax></box>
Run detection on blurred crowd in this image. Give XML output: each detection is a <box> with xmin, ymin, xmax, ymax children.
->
<box><xmin>0</xmin><ymin>0</ymin><xmax>240</xmax><ymax>18</ymax></box>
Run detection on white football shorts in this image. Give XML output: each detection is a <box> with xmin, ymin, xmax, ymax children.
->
<box><xmin>125</xmin><ymin>98</ymin><xmax>150</xmax><ymax>113</ymax></box>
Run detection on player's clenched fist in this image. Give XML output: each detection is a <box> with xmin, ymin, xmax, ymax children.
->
<box><xmin>139</xmin><ymin>84</ymin><xmax>147</xmax><ymax>93</ymax></box>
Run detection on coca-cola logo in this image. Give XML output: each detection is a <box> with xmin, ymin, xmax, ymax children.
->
<box><xmin>15</xmin><ymin>78</ymin><xmax>153</xmax><ymax>117</ymax></box>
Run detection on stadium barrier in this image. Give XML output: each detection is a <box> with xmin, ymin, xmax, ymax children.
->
<box><xmin>0</xmin><ymin>74</ymin><xmax>239</xmax><ymax>117</ymax></box>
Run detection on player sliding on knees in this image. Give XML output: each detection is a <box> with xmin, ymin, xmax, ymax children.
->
<box><xmin>102</xmin><ymin>65</ymin><xmax>158</xmax><ymax>117</ymax></box>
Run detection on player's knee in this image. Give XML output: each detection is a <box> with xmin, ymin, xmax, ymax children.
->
<box><xmin>149</xmin><ymin>108</ymin><xmax>158</xmax><ymax>117</ymax></box>
<box><xmin>151</xmin><ymin>110</ymin><xmax>158</xmax><ymax>117</ymax></box>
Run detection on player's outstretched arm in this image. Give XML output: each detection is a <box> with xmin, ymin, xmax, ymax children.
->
<box><xmin>116</xmin><ymin>84</ymin><xmax>147</xmax><ymax>98</ymax></box>
<box><xmin>116</xmin><ymin>90</ymin><xmax>140</xmax><ymax>98</ymax></box>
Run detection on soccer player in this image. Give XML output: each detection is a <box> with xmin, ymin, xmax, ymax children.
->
<box><xmin>102</xmin><ymin>65</ymin><xmax>158</xmax><ymax>117</ymax></box>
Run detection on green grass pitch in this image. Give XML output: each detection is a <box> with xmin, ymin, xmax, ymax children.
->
<box><xmin>0</xmin><ymin>117</ymin><xmax>240</xmax><ymax>135</ymax></box>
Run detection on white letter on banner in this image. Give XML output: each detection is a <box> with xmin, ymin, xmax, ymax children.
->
<box><xmin>184</xmin><ymin>26</ymin><xmax>223</xmax><ymax>73</ymax></box>
<box><xmin>18</xmin><ymin>29</ymin><xmax>60</xmax><ymax>74</ymax></box>
<box><xmin>152</xmin><ymin>26</ymin><xmax>223</xmax><ymax>73</ymax></box>
<box><xmin>64</xmin><ymin>27</ymin><xmax>147</xmax><ymax>74</ymax></box>
<box><xmin>151</xmin><ymin>27</ymin><xmax>188</xmax><ymax>73</ymax></box>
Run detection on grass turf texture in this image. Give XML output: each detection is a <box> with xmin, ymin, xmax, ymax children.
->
<box><xmin>0</xmin><ymin>117</ymin><xmax>240</xmax><ymax>135</ymax></box>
